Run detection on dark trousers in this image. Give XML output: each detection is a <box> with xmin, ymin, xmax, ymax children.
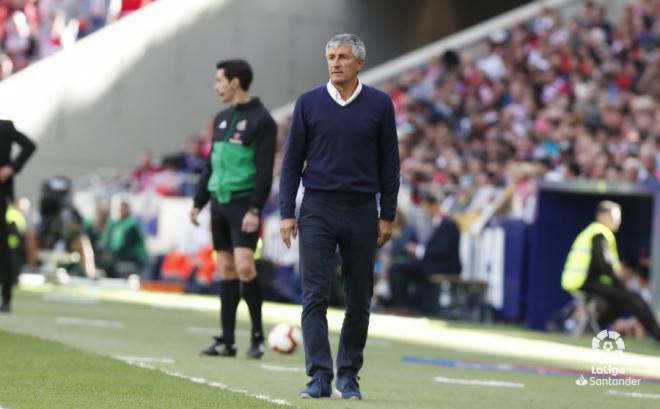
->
<box><xmin>0</xmin><ymin>191</ymin><xmax>11</xmax><ymax>305</ymax></box>
<box><xmin>582</xmin><ymin>279</ymin><xmax>660</xmax><ymax>340</ymax></box>
<box><xmin>298</xmin><ymin>195</ymin><xmax>377</xmax><ymax>382</ymax></box>
<box><xmin>389</xmin><ymin>260</ymin><xmax>434</xmax><ymax>314</ymax></box>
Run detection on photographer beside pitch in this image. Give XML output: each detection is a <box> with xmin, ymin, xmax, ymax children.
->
<box><xmin>191</xmin><ymin>59</ymin><xmax>277</xmax><ymax>358</ymax></box>
<box><xmin>279</xmin><ymin>34</ymin><xmax>400</xmax><ymax>400</ymax></box>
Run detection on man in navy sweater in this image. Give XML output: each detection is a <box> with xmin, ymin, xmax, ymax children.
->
<box><xmin>279</xmin><ymin>34</ymin><xmax>400</xmax><ymax>400</ymax></box>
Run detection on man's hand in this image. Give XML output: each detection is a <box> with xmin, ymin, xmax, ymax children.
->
<box><xmin>405</xmin><ymin>242</ymin><xmax>417</xmax><ymax>256</ymax></box>
<box><xmin>0</xmin><ymin>166</ymin><xmax>14</xmax><ymax>182</ymax></box>
<box><xmin>280</xmin><ymin>218</ymin><xmax>298</xmax><ymax>249</ymax></box>
<box><xmin>190</xmin><ymin>207</ymin><xmax>200</xmax><ymax>226</ymax></box>
<box><xmin>242</xmin><ymin>211</ymin><xmax>260</xmax><ymax>233</ymax></box>
<box><xmin>377</xmin><ymin>219</ymin><xmax>393</xmax><ymax>248</ymax></box>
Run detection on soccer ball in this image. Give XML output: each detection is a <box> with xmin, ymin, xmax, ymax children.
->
<box><xmin>267</xmin><ymin>324</ymin><xmax>303</xmax><ymax>354</ymax></box>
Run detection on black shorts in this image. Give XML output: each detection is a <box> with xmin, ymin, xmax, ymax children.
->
<box><xmin>211</xmin><ymin>196</ymin><xmax>259</xmax><ymax>252</ymax></box>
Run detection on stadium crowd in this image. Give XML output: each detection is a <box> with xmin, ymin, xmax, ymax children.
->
<box><xmin>381</xmin><ymin>0</ymin><xmax>660</xmax><ymax>224</ymax></box>
<box><xmin>0</xmin><ymin>0</ymin><xmax>155</xmax><ymax>80</ymax></box>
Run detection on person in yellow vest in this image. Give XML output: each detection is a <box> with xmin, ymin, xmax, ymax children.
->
<box><xmin>1</xmin><ymin>204</ymin><xmax>27</xmax><ymax>313</ymax></box>
<box><xmin>6</xmin><ymin>204</ymin><xmax>27</xmax><ymax>255</ymax></box>
<box><xmin>561</xmin><ymin>200</ymin><xmax>660</xmax><ymax>340</ymax></box>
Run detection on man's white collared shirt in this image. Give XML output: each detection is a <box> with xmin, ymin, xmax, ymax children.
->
<box><xmin>326</xmin><ymin>80</ymin><xmax>363</xmax><ymax>106</ymax></box>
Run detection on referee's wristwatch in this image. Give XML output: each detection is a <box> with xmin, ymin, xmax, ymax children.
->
<box><xmin>248</xmin><ymin>207</ymin><xmax>260</xmax><ymax>216</ymax></box>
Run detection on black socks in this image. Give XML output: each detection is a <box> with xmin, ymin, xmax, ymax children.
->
<box><xmin>220</xmin><ymin>279</ymin><xmax>240</xmax><ymax>344</ymax></box>
<box><xmin>220</xmin><ymin>277</ymin><xmax>264</xmax><ymax>343</ymax></box>
<box><xmin>241</xmin><ymin>277</ymin><xmax>264</xmax><ymax>340</ymax></box>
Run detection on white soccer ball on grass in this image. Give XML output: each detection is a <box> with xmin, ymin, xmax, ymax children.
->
<box><xmin>267</xmin><ymin>324</ymin><xmax>303</xmax><ymax>354</ymax></box>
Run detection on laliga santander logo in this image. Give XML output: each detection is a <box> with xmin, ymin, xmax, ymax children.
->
<box><xmin>575</xmin><ymin>330</ymin><xmax>639</xmax><ymax>387</ymax></box>
<box><xmin>591</xmin><ymin>330</ymin><xmax>625</xmax><ymax>353</ymax></box>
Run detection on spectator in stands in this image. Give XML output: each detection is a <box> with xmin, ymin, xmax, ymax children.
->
<box><xmin>561</xmin><ymin>201</ymin><xmax>660</xmax><ymax>340</ymax></box>
<box><xmin>373</xmin><ymin>208</ymin><xmax>417</xmax><ymax>307</ymax></box>
<box><xmin>4</xmin><ymin>9</ymin><xmax>33</xmax><ymax>71</ymax></box>
<box><xmin>131</xmin><ymin>149</ymin><xmax>159</xmax><ymax>192</ymax></box>
<box><xmin>172</xmin><ymin>135</ymin><xmax>204</xmax><ymax>175</ymax></box>
<box><xmin>0</xmin><ymin>52</ymin><xmax>13</xmax><ymax>79</ymax></box>
<box><xmin>98</xmin><ymin>199</ymin><xmax>147</xmax><ymax>278</ymax></box>
<box><xmin>80</xmin><ymin>0</ymin><xmax>111</xmax><ymax>36</ymax></box>
<box><xmin>169</xmin><ymin>136</ymin><xmax>204</xmax><ymax>196</ymax></box>
<box><xmin>508</xmin><ymin>161</ymin><xmax>537</xmax><ymax>222</ymax></box>
<box><xmin>389</xmin><ymin>192</ymin><xmax>461</xmax><ymax>315</ymax></box>
<box><xmin>83</xmin><ymin>199</ymin><xmax>110</xmax><ymax>258</ymax></box>
<box><xmin>0</xmin><ymin>0</ymin><xmax>157</xmax><ymax>78</ymax></box>
<box><xmin>151</xmin><ymin>157</ymin><xmax>182</xmax><ymax>196</ymax></box>
<box><xmin>640</xmin><ymin>150</ymin><xmax>660</xmax><ymax>190</ymax></box>
<box><xmin>109</xmin><ymin>0</ymin><xmax>154</xmax><ymax>21</ymax></box>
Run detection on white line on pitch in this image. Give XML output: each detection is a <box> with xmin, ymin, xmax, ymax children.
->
<box><xmin>607</xmin><ymin>390</ymin><xmax>660</xmax><ymax>400</ymax></box>
<box><xmin>433</xmin><ymin>376</ymin><xmax>525</xmax><ymax>388</ymax></box>
<box><xmin>119</xmin><ymin>360</ymin><xmax>292</xmax><ymax>406</ymax></box>
<box><xmin>55</xmin><ymin>316</ymin><xmax>124</xmax><ymax>328</ymax></box>
<box><xmin>261</xmin><ymin>364</ymin><xmax>305</xmax><ymax>373</ymax></box>
<box><xmin>115</xmin><ymin>356</ymin><xmax>175</xmax><ymax>364</ymax></box>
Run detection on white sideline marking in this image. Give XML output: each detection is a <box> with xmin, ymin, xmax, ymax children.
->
<box><xmin>261</xmin><ymin>364</ymin><xmax>305</xmax><ymax>373</ymax></box>
<box><xmin>114</xmin><ymin>356</ymin><xmax>175</xmax><ymax>364</ymax></box>
<box><xmin>117</xmin><ymin>358</ymin><xmax>292</xmax><ymax>406</ymax></box>
<box><xmin>607</xmin><ymin>390</ymin><xmax>660</xmax><ymax>400</ymax></box>
<box><xmin>185</xmin><ymin>326</ymin><xmax>249</xmax><ymax>337</ymax></box>
<box><xmin>433</xmin><ymin>376</ymin><xmax>525</xmax><ymax>389</ymax></box>
<box><xmin>43</xmin><ymin>294</ymin><xmax>99</xmax><ymax>304</ymax></box>
<box><xmin>55</xmin><ymin>316</ymin><xmax>124</xmax><ymax>328</ymax></box>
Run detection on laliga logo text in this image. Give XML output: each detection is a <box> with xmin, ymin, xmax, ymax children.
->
<box><xmin>575</xmin><ymin>330</ymin><xmax>641</xmax><ymax>387</ymax></box>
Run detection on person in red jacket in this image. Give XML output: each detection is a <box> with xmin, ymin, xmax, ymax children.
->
<box><xmin>111</xmin><ymin>0</ymin><xmax>154</xmax><ymax>20</ymax></box>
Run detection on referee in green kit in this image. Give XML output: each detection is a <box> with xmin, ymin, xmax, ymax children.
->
<box><xmin>191</xmin><ymin>59</ymin><xmax>277</xmax><ymax>358</ymax></box>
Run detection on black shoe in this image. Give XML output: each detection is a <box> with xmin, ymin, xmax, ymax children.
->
<box><xmin>246</xmin><ymin>337</ymin><xmax>265</xmax><ymax>359</ymax></box>
<box><xmin>0</xmin><ymin>303</ymin><xmax>11</xmax><ymax>313</ymax></box>
<box><xmin>200</xmin><ymin>336</ymin><xmax>236</xmax><ymax>357</ymax></box>
<box><xmin>335</xmin><ymin>376</ymin><xmax>362</xmax><ymax>400</ymax></box>
<box><xmin>299</xmin><ymin>377</ymin><xmax>332</xmax><ymax>399</ymax></box>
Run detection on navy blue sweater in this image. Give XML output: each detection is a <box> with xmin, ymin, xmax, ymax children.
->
<box><xmin>279</xmin><ymin>84</ymin><xmax>400</xmax><ymax>220</ymax></box>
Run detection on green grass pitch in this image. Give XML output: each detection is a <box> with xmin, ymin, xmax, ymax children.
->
<box><xmin>1</xmin><ymin>284</ymin><xmax>659</xmax><ymax>408</ymax></box>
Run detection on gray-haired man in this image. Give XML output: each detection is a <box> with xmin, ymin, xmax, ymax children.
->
<box><xmin>279</xmin><ymin>33</ymin><xmax>400</xmax><ymax>400</ymax></box>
